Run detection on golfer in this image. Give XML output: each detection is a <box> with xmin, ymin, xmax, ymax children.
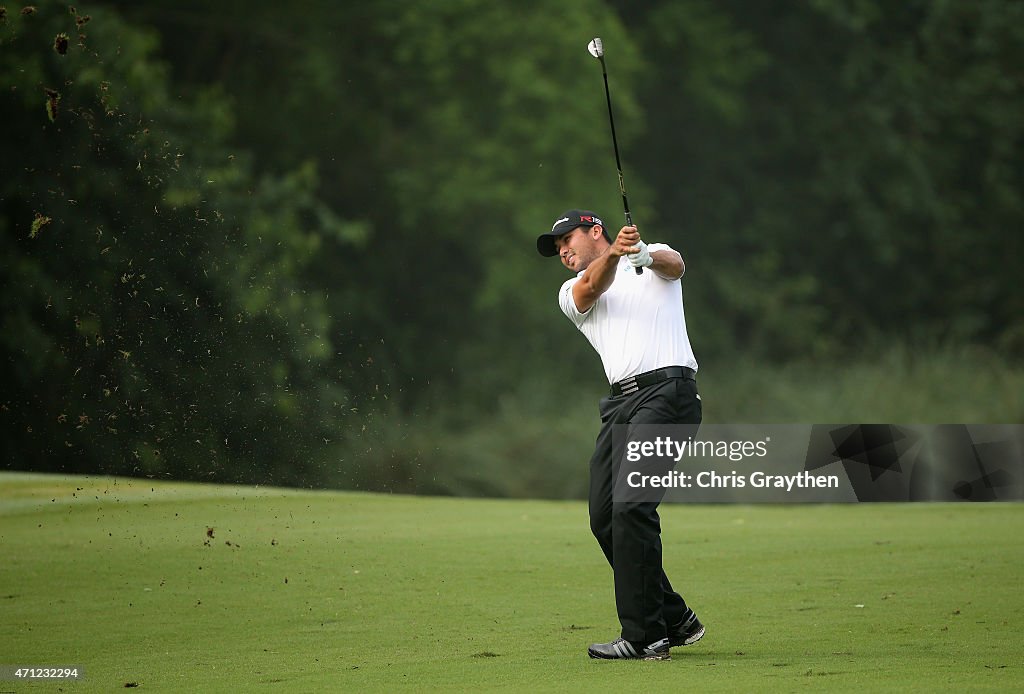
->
<box><xmin>537</xmin><ymin>210</ymin><xmax>705</xmax><ymax>661</ymax></box>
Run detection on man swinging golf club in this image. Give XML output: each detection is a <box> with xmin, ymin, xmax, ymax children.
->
<box><xmin>536</xmin><ymin>210</ymin><xmax>705</xmax><ymax>661</ymax></box>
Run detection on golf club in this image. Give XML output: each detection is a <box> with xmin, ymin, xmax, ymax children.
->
<box><xmin>587</xmin><ymin>37</ymin><xmax>642</xmax><ymax>274</ymax></box>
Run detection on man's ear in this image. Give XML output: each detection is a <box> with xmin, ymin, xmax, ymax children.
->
<box><xmin>591</xmin><ymin>225</ymin><xmax>605</xmax><ymax>240</ymax></box>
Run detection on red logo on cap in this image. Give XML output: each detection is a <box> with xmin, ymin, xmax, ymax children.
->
<box><xmin>581</xmin><ymin>216</ymin><xmax>594</xmax><ymax>223</ymax></box>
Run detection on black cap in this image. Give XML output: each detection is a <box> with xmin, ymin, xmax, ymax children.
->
<box><xmin>536</xmin><ymin>210</ymin><xmax>608</xmax><ymax>257</ymax></box>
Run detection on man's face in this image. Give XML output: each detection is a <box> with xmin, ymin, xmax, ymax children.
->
<box><xmin>554</xmin><ymin>225</ymin><xmax>606</xmax><ymax>272</ymax></box>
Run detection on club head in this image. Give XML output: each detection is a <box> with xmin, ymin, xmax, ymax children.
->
<box><xmin>587</xmin><ymin>37</ymin><xmax>604</xmax><ymax>59</ymax></box>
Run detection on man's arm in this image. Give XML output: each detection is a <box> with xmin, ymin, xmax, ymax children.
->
<box><xmin>572</xmin><ymin>226</ymin><xmax>640</xmax><ymax>312</ymax></box>
<box><xmin>648</xmin><ymin>249</ymin><xmax>684</xmax><ymax>280</ymax></box>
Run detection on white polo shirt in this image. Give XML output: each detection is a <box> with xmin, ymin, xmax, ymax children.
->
<box><xmin>558</xmin><ymin>243</ymin><xmax>698</xmax><ymax>385</ymax></box>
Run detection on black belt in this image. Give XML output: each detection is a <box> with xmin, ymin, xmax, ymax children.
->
<box><xmin>610</xmin><ymin>366</ymin><xmax>696</xmax><ymax>397</ymax></box>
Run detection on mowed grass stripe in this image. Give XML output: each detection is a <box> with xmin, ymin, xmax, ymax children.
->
<box><xmin>1</xmin><ymin>473</ymin><xmax>1022</xmax><ymax>692</ymax></box>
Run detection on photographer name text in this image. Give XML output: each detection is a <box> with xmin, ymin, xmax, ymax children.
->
<box><xmin>626</xmin><ymin>469</ymin><xmax>840</xmax><ymax>491</ymax></box>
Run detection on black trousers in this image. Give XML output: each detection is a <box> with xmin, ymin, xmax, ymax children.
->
<box><xmin>588</xmin><ymin>375</ymin><xmax>702</xmax><ymax>643</ymax></box>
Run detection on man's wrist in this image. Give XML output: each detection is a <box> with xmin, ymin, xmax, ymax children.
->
<box><xmin>629</xmin><ymin>241</ymin><xmax>653</xmax><ymax>267</ymax></box>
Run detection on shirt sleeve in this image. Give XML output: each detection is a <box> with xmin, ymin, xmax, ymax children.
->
<box><xmin>647</xmin><ymin>242</ymin><xmax>680</xmax><ymax>258</ymax></box>
<box><xmin>646</xmin><ymin>242</ymin><xmax>682</xmax><ymax>278</ymax></box>
<box><xmin>558</xmin><ymin>276</ymin><xmax>592</xmax><ymax>327</ymax></box>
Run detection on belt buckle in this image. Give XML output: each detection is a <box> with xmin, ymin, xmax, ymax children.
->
<box><xmin>618</xmin><ymin>375</ymin><xmax>639</xmax><ymax>396</ymax></box>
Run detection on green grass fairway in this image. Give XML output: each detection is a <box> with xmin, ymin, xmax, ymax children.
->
<box><xmin>1</xmin><ymin>472</ymin><xmax>1022</xmax><ymax>692</ymax></box>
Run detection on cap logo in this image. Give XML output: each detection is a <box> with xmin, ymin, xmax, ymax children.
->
<box><xmin>551</xmin><ymin>217</ymin><xmax>569</xmax><ymax>231</ymax></box>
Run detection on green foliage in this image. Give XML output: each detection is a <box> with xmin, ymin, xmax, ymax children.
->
<box><xmin>628</xmin><ymin>0</ymin><xmax>1024</xmax><ymax>358</ymax></box>
<box><xmin>3</xmin><ymin>1</ymin><xmax>1022</xmax><ymax>493</ymax></box>
<box><xmin>327</xmin><ymin>346</ymin><xmax>1024</xmax><ymax>499</ymax></box>
<box><xmin>109</xmin><ymin>0</ymin><xmax>642</xmax><ymax>400</ymax></box>
<box><xmin>0</xmin><ymin>2</ymin><xmax>360</xmax><ymax>484</ymax></box>
<box><xmin>327</xmin><ymin>377</ymin><xmax>608</xmax><ymax>499</ymax></box>
<box><xmin>700</xmin><ymin>343</ymin><xmax>1024</xmax><ymax>424</ymax></box>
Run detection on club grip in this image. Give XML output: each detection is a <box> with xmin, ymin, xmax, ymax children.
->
<box><xmin>624</xmin><ymin>213</ymin><xmax>642</xmax><ymax>275</ymax></box>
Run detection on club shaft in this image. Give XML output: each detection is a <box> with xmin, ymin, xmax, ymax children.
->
<box><xmin>599</xmin><ymin>61</ymin><xmax>630</xmax><ymax>221</ymax></box>
<box><xmin>599</xmin><ymin>57</ymin><xmax>640</xmax><ymax>274</ymax></box>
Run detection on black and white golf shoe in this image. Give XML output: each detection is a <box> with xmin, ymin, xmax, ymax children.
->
<box><xmin>587</xmin><ymin>637</ymin><xmax>671</xmax><ymax>661</ymax></box>
<box><xmin>668</xmin><ymin>609</ymin><xmax>705</xmax><ymax>648</ymax></box>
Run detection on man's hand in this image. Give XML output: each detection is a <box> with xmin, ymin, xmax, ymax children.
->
<box><xmin>611</xmin><ymin>226</ymin><xmax>641</xmax><ymax>258</ymax></box>
<box><xmin>614</xmin><ymin>226</ymin><xmax>653</xmax><ymax>270</ymax></box>
<box><xmin>628</xmin><ymin>240</ymin><xmax>653</xmax><ymax>268</ymax></box>
<box><xmin>618</xmin><ymin>225</ymin><xmax>685</xmax><ymax>279</ymax></box>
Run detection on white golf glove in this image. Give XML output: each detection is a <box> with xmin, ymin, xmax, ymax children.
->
<box><xmin>628</xmin><ymin>240</ymin><xmax>653</xmax><ymax>268</ymax></box>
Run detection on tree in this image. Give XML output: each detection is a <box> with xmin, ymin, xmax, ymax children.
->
<box><xmin>107</xmin><ymin>0</ymin><xmax>645</xmax><ymax>403</ymax></box>
<box><xmin>617</xmin><ymin>0</ymin><xmax>1024</xmax><ymax>358</ymax></box>
<box><xmin>1</xmin><ymin>2</ymin><xmax>362</xmax><ymax>484</ymax></box>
